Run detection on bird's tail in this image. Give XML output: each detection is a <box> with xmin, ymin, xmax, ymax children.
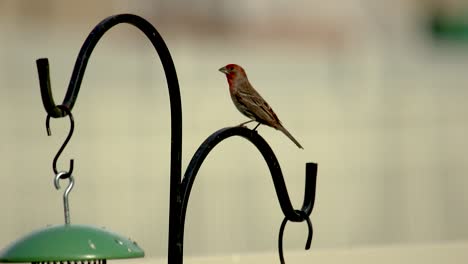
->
<box><xmin>278</xmin><ymin>125</ymin><xmax>304</xmax><ymax>149</ymax></box>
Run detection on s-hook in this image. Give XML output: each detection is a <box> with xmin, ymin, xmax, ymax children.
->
<box><xmin>45</xmin><ymin>105</ymin><xmax>74</xmax><ymax>179</ymax></box>
<box><xmin>278</xmin><ymin>210</ymin><xmax>313</xmax><ymax>264</ymax></box>
<box><xmin>54</xmin><ymin>171</ymin><xmax>75</xmax><ymax>225</ymax></box>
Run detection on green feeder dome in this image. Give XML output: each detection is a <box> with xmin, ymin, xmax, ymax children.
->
<box><xmin>0</xmin><ymin>174</ymin><xmax>144</xmax><ymax>263</ymax></box>
<box><xmin>0</xmin><ymin>225</ymin><xmax>144</xmax><ymax>263</ymax></box>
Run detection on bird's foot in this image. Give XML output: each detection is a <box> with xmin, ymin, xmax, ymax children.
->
<box><xmin>237</xmin><ymin>120</ymin><xmax>254</xmax><ymax>127</ymax></box>
<box><xmin>253</xmin><ymin>123</ymin><xmax>261</xmax><ymax>131</ymax></box>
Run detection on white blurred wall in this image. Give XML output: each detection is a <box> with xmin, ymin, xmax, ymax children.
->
<box><xmin>1</xmin><ymin>0</ymin><xmax>468</xmax><ymax>259</ymax></box>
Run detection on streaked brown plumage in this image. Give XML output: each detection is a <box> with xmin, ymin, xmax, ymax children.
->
<box><xmin>219</xmin><ymin>64</ymin><xmax>303</xmax><ymax>149</ymax></box>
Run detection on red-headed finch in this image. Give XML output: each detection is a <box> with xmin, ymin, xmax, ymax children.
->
<box><xmin>219</xmin><ymin>64</ymin><xmax>303</xmax><ymax>149</ymax></box>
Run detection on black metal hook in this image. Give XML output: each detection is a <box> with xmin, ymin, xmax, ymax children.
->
<box><xmin>45</xmin><ymin>105</ymin><xmax>74</xmax><ymax>178</ymax></box>
<box><xmin>37</xmin><ymin>13</ymin><xmax>183</xmax><ymax>262</ymax></box>
<box><xmin>177</xmin><ymin>126</ymin><xmax>318</xmax><ymax>258</ymax></box>
<box><xmin>278</xmin><ymin>210</ymin><xmax>313</xmax><ymax>264</ymax></box>
<box><xmin>37</xmin><ymin>13</ymin><xmax>181</xmax><ymax>123</ymax></box>
<box><xmin>180</xmin><ymin>127</ymin><xmax>317</xmax><ymax>222</ymax></box>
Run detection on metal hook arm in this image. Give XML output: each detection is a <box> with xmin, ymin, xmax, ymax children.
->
<box><xmin>301</xmin><ymin>163</ymin><xmax>318</xmax><ymax>216</ymax></box>
<box><xmin>37</xmin><ymin>13</ymin><xmax>181</xmax><ymax>121</ymax></box>
<box><xmin>46</xmin><ymin>105</ymin><xmax>74</xmax><ymax>177</ymax></box>
<box><xmin>37</xmin><ymin>13</ymin><xmax>183</xmax><ymax>263</ymax></box>
<box><xmin>181</xmin><ymin>126</ymin><xmax>317</xmax><ymax>221</ymax></box>
<box><xmin>177</xmin><ymin>126</ymin><xmax>318</xmax><ymax>261</ymax></box>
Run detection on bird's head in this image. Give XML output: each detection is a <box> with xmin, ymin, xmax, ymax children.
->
<box><xmin>219</xmin><ymin>64</ymin><xmax>247</xmax><ymax>80</ymax></box>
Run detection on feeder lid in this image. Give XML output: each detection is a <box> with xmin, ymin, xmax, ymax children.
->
<box><xmin>0</xmin><ymin>224</ymin><xmax>144</xmax><ymax>262</ymax></box>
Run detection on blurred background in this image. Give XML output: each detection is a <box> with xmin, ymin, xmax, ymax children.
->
<box><xmin>1</xmin><ymin>0</ymin><xmax>468</xmax><ymax>259</ymax></box>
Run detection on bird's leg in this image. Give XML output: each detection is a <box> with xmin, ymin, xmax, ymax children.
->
<box><xmin>238</xmin><ymin>120</ymin><xmax>254</xmax><ymax>127</ymax></box>
<box><xmin>253</xmin><ymin>122</ymin><xmax>261</xmax><ymax>131</ymax></box>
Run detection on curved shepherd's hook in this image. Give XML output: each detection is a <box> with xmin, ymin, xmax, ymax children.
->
<box><xmin>179</xmin><ymin>126</ymin><xmax>317</xmax><ymax>260</ymax></box>
<box><xmin>36</xmin><ymin>14</ymin><xmax>183</xmax><ymax>264</ymax></box>
<box><xmin>37</xmin><ymin>13</ymin><xmax>318</xmax><ymax>264</ymax></box>
<box><xmin>181</xmin><ymin>126</ymin><xmax>317</xmax><ymax>221</ymax></box>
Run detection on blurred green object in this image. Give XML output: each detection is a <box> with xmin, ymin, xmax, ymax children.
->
<box><xmin>430</xmin><ymin>11</ymin><xmax>468</xmax><ymax>41</ymax></box>
<box><xmin>0</xmin><ymin>225</ymin><xmax>144</xmax><ymax>262</ymax></box>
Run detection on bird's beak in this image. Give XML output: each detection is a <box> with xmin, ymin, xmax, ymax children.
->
<box><xmin>219</xmin><ymin>66</ymin><xmax>228</xmax><ymax>74</ymax></box>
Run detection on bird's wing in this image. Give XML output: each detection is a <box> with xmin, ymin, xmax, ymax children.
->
<box><xmin>236</xmin><ymin>87</ymin><xmax>281</xmax><ymax>126</ymax></box>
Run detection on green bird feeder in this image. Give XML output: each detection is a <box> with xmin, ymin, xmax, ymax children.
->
<box><xmin>0</xmin><ymin>172</ymin><xmax>144</xmax><ymax>263</ymax></box>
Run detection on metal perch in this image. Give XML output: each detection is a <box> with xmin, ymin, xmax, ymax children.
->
<box><xmin>36</xmin><ymin>13</ymin><xmax>318</xmax><ymax>264</ymax></box>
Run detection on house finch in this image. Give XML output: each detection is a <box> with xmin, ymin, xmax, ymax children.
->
<box><xmin>219</xmin><ymin>64</ymin><xmax>303</xmax><ymax>149</ymax></box>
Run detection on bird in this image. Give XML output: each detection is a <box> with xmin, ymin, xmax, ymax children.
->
<box><xmin>219</xmin><ymin>64</ymin><xmax>303</xmax><ymax>149</ymax></box>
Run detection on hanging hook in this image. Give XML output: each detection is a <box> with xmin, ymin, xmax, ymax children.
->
<box><xmin>278</xmin><ymin>210</ymin><xmax>313</xmax><ymax>264</ymax></box>
<box><xmin>54</xmin><ymin>171</ymin><xmax>74</xmax><ymax>225</ymax></box>
<box><xmin>45</xmin><ymin>105</ymin><xmax>74</xmax><ymax>178</ymax></box>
